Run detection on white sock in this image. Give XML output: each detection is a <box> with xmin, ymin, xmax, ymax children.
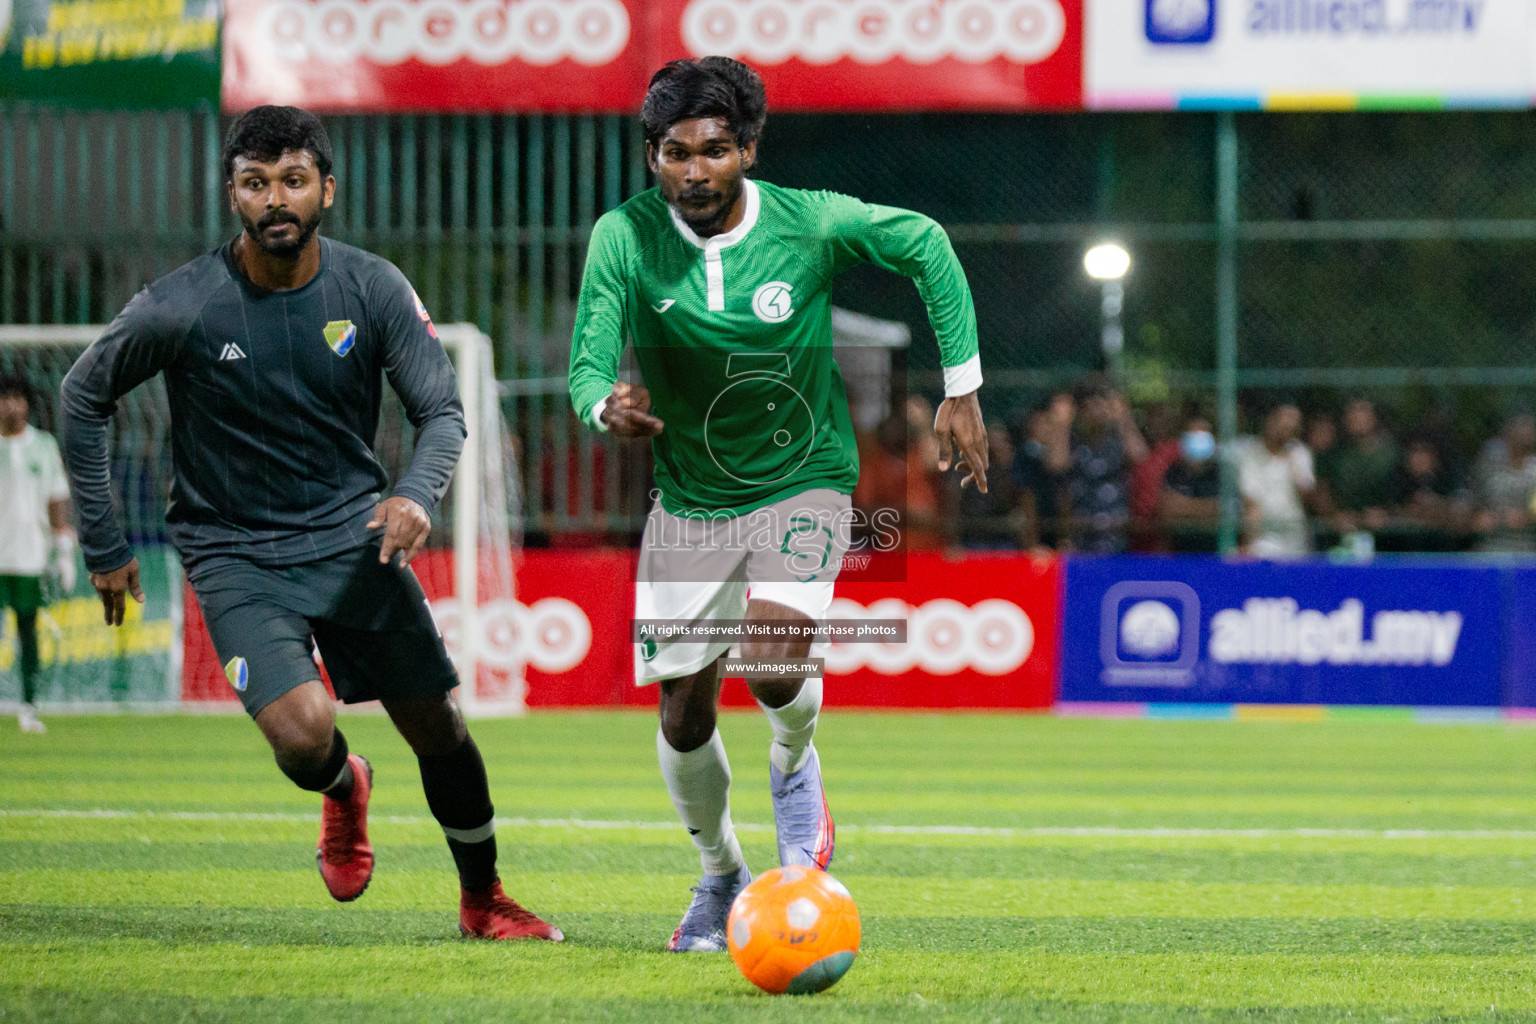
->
<box><xmin>656</xmin><ymin>729</ymin><xmax>744</xmax><ymax>877</ymax></box>
<box><xmin>759</xmin><ymin>676</ymin><xmax>822</xmax><ymax>775</ymax></box>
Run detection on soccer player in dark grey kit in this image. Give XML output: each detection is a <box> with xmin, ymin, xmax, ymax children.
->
<box><xmin>60</xmin><ymin>106</ymin><xmax>561</xmax><ymax>941</ymax></box>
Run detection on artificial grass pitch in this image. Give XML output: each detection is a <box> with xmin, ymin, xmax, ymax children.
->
<box><xmin>4</xmin><ymin>712</ymin><xmax>1536</xmax><ymax>1022</ymax></box>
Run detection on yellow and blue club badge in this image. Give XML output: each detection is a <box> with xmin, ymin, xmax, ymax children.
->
<box><xmin>224</xmin><ymin>656</ymin><xmax>248</xmax><ymax>693</ymax></box>
<box><xmin>323</xmin><ymin>320</ymin><xmax>357</xmax><ymax>357</ymax></box>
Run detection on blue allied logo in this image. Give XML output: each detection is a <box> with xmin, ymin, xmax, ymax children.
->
<box><xmin>1121</xmin><ymin>600</ymin><xmax>1181</xmax><ymax>658</ymax></box>
<box><xmin>1100</xmin><ymin>581</ymin><xmax>1201</xmax><ymax>686</ymax></box>
<box><xmin>1146</xmin><ymin>0</ymin><xmax>1216</xmax><ymax>44</ymax></box>
<box><xmin>224</xmin><ymin>656</ymin><xmax>249</xmax><ymax>693</ymax></box>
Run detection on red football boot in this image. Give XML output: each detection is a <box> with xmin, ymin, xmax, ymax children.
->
<box><xmin>460</xmin><ymin>880</ymin><xmax>564</xmax><ymax>941</ymax></box>
<box><xmin>316</xmin><ymin>754</ymin><xmax>374</xmax><ymax>902</ymax></box>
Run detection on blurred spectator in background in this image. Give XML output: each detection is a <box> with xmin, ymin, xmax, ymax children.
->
<box><xmin>1063</xmin><ymin>374</ymin><xmax>1148</xmax><ymax>554</ymax></box>
<box><xmin>1129</xmin><ymin>401</ymin><xmax>1182</xmax><ymax>552</ymax></box>
<box><xmin>1159</xmin><ymin>413</ymin><xmax>1221</xmax><ymax>553</ymax></box>
<box><xmin>1306</xmin><ymin>412</ymin><xmax>1338</xmax><ymax>469</ymax></box>
<box><xmin>1013</xmin><ymin>393</ymin><xmax>1072</xmax><ymax>551</ymax></box>
<box><xmin>957</xmin><ymin>422</ymin><xmax>1017</xmax><ymax>550</ymax></box>
<box><xmin>0</xmin><ymin>373</ymin><xmax>74</xmax><ymax>734</ymax></box>
<box><xmin>1305</xmin><ymin>410</ymin><xmax>1339</xmax><ymax>520</ymax></box>
<box><xmin>1326</xmin><ymin>398</ymin><xmax>1398</xmax><ymax>538</ymax></box>
<box><xmin>852</xmin><ymin>413</ymin><xmax>906</xmax><ymax>551</ymax></box>
<box><xmin>1384</xmin><ymin>435</ymin><xmax>1471</xmax><ymax>552</ymax></box>
<box><xmin>852</xmin><ymin>398</ymin><xmax>953</xmax><ymax>553</ymax></box>
<box><xmin>1471</xmin><ymin>413</ymin><xmax>1536</xmax><ymax>552</ymax></box>
<box><xmin>1237</xmin><ymin>401</ymin><xmax>1315</xmax><ymax>559</ymax></box>
<box><xmin>903</xmin><ymin>396</ymin><xmax>949</xmax><ymax>551</ymax></box>
<box><xmin>539</xmin><ymin>410</ymin><xmax>609</xmax><ymax>548</ymax></box>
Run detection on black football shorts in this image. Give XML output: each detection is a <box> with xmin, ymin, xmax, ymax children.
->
<box><xmin>187</xmin><ymin>539</ymin><xmax>459</xmax><ymax>716</ymax></box>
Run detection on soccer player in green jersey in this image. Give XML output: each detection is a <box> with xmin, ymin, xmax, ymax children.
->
<box><xmin>569</xmin><ymin>57</ymin><xmax>989</xmax><ymax>953</ymax></box>
<box><xmin>0</xmin><ymin>374</ymin><xmax>75</xmax><ymax>734</ymax></box>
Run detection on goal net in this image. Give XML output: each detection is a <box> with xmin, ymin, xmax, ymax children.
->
<box><xmin>0</xmin><ymin>323</ymin><xmax>525</xmax><ymax>714</ymax></box>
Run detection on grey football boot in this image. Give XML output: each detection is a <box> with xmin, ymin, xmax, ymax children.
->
<box><xmin>667</xmin><ymin>863</ymin><xmax>753</xmax><ymax>952</ymax></box>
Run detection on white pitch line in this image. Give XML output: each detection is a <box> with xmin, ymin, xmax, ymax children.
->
<box><xmin>3</xmin><ymin>808</ymin><xmax>1536</xmax><ymax>840</ymax></box>
<box><xmin>0</xmin><ymin>808</ymin><xmax>746</xmax><ymax>831</ymax></box>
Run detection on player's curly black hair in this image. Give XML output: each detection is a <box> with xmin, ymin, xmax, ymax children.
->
<box><xmin>222</xmin><ymin>105</ymin><xmax>334</xmax><ymax>182</ymax></box>
<box><xmin>0</xmin><ymin>371</ymin><xmax>35</xmax><ymax>406</ymax></box>
<box><xmin>640</xmin><ymin>57</ymin><xmax>767</xmax><ymax>148</ymax></box>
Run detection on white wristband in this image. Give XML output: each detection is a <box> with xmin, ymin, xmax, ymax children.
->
<box><xmin>942</xmin><ymin>354</ymin><xmax>983</xmax><ymax>397</ymax></box>
<box><xmin>589</xmin><ymin>397</ymin><xmax>610</xmax><ymax>433</ymax></box>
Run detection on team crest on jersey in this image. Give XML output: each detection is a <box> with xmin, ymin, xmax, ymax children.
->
<box><xmin>752</xmin><ymin>282</ymin><xmax>794</xmax><ymax>324</ymax></box>
<box><xmin>323</xmin><ymin>320</ymin><xmax>357</xmax><ymax>357</ymax></box>
<box><xmin>411</xmin><ymin>287</ymin><xmax>439</xmax><ymax>339</ymax></box>
<box><xmin>224</xmin><ymin>656</ymin><xmax>249</xmax><ymax>692</ymax></box>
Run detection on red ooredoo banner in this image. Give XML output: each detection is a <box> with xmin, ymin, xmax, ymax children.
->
<box><xmin>473</xmin><ymin>548</ymin><xmax>1059</xmax><ymax>709</ymax></box>
<box><xmin>222</xmin><ymin>0</ymin><xmax>1082</xmax><ymax>113</ymax></box>
<box><xmin>183</xmin><ymin>549</ymin><xmax>1060</xmax><ymax>709</ymax></box>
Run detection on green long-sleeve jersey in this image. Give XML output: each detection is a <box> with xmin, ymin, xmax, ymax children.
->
<box><xmin>569</xmin><ymin>178</ymin><xmax>982</xmax><ymax>517</ymax></box>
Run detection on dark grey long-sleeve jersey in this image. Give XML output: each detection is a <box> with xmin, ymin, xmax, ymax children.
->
<box><xmin>61</xmin><ymin>238</ymin><xmax>466</xmax><ymax>574</ymax></box>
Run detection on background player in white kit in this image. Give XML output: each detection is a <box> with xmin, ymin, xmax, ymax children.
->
<box><xmin>0</xmin><ymin>374</ymin><xmax>76</xmax><ymax>734</ymax></box>
<box><xmin>569</xmin><ymin>58</ymin><xmax>990</xmax><ymax>952</ymax></box>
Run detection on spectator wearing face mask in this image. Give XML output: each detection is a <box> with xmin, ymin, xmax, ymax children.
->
<box><xmin>1236</xmin><ymin>401</ymin><xmax>1315</xmax><ymax>559</ymax></box>
<box><xmin>1159</xmin><ymin>415</ymin><xmax>1222</xmax><ymax>553</ymax></box>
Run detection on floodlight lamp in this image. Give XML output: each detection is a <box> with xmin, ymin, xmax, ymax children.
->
<box><xmin>1084</xmin><ymin>243</ymin><xmax>1130</xmax><ymax>281</ymax></box>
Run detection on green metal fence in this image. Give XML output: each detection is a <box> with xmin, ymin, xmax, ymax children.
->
<box><xmin>9</xmin><ymin>105</ymin><xmax>1536</xmax><ymax>544</ymax></box>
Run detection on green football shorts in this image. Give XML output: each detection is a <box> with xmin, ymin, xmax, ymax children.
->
<box><xmin>0</xmin><ymin>575</ymin><xmax>43</xmax><ymax>615</ymax></box>
<box><xmin>186</xmin><ymin>540</ymin><xmax>459</xmax><ymax>717</ymax></box>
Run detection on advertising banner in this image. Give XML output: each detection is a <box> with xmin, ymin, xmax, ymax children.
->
<box><xmin>500</xmin><ymin>549</ymin><xmax>1060</xmax><ymax>709</ymax></box>
<box><xmin>660</xmin><ymin>0</ymin><xmax>1082</xmax><ymax>111</ymax></box>
<box><xmin>1503</xmin><ymin>567</ymin><xmax>1536</xmax><ymax>708</ymax></box>
<box><xmin>180</xmin><ymin>547</ymin><xmax>621</xmax><ymax>705</ymax></box>
<box><xmin>178</xmin><ymin>548</ymin><xmax>1062</xmax><ymax>708</ymax></box>
<box><xmin>0</xmin><ymin>0</ymin><xmax>222</xmax><ymax>108</ymax></box>
<box><xmin>221</xmin><ymin>0</ymin><xmax>646</xmax><ymax>112</ymax></box>
<box><xmin>2</xmin><ymin>547</ymin><xmax>178</xmax><ymax>705</ymax></box>
<box><xmin>826</xmin><ymin>551</ymin><xmax>1058</xmax><ymax>707</ymax></box>
<box><xmin>222</xmin><ymin>0</ymin><xmax>1081</xmax><ymax>113</ymax></box>
<box><xmin>1086</xmin><ymin>0</ymin><xmax>1533</xmax><ymax>109</ymax></box>
<box><xmin>1061</xmin><ymin>557</ymin><xmax>1503</xmax><ymax>706</ymax></box>
<box><xmin>459</xmin><ymin>548</ymin><xmax>638</xmax><ymax>708</ymax></box>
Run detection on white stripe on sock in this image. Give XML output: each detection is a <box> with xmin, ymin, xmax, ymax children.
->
<box><xmin>320</xmin><ymin>756</ymin><xmax>353</xmax><ymax>796</ymax></box>
<box><xmin>442</xmin><ymin>818</ymin><xmax>496</xmax><ymax>844</ymax></box>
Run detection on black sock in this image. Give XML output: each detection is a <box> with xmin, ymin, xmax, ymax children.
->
<box><xmin>16</xmin><ymin>610</ymin><xmax>38</xmax><ymax>705</ymax></box>
<box><xmin>418</xmin><ymin>735</ymin><xmax>498</xmax><ymax>892</ymax></box>
<box><xmin>278</xmin><ymin>727</ymin><xmax>354</xmax><ymax>798</ymax></box>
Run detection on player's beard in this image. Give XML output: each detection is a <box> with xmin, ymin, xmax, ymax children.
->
<box><xmin>242</xmin><ymin>204</ymin><xmax>324</xmax><ymax>257</ymax></box>
<box><xmin>668</xmin><ymin>175</ymin><xmax>743</xmax><ymax>237</ymax></box>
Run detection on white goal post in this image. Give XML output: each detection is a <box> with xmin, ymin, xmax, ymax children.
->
<box><xmin>0</xmin><ymin>323</ymin><xmax>524</xmax><ymax>715</ymax></box>
<box><xmin>437</xmin><ymin>324</ymin><xmax>525</xmax><ymax>716</ymax></box>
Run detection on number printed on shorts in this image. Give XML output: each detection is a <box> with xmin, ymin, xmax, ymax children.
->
<box><xmin>780</xmin><ymin>515</ymin><xmax>834</xmax><ymax>582</ymax></box>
